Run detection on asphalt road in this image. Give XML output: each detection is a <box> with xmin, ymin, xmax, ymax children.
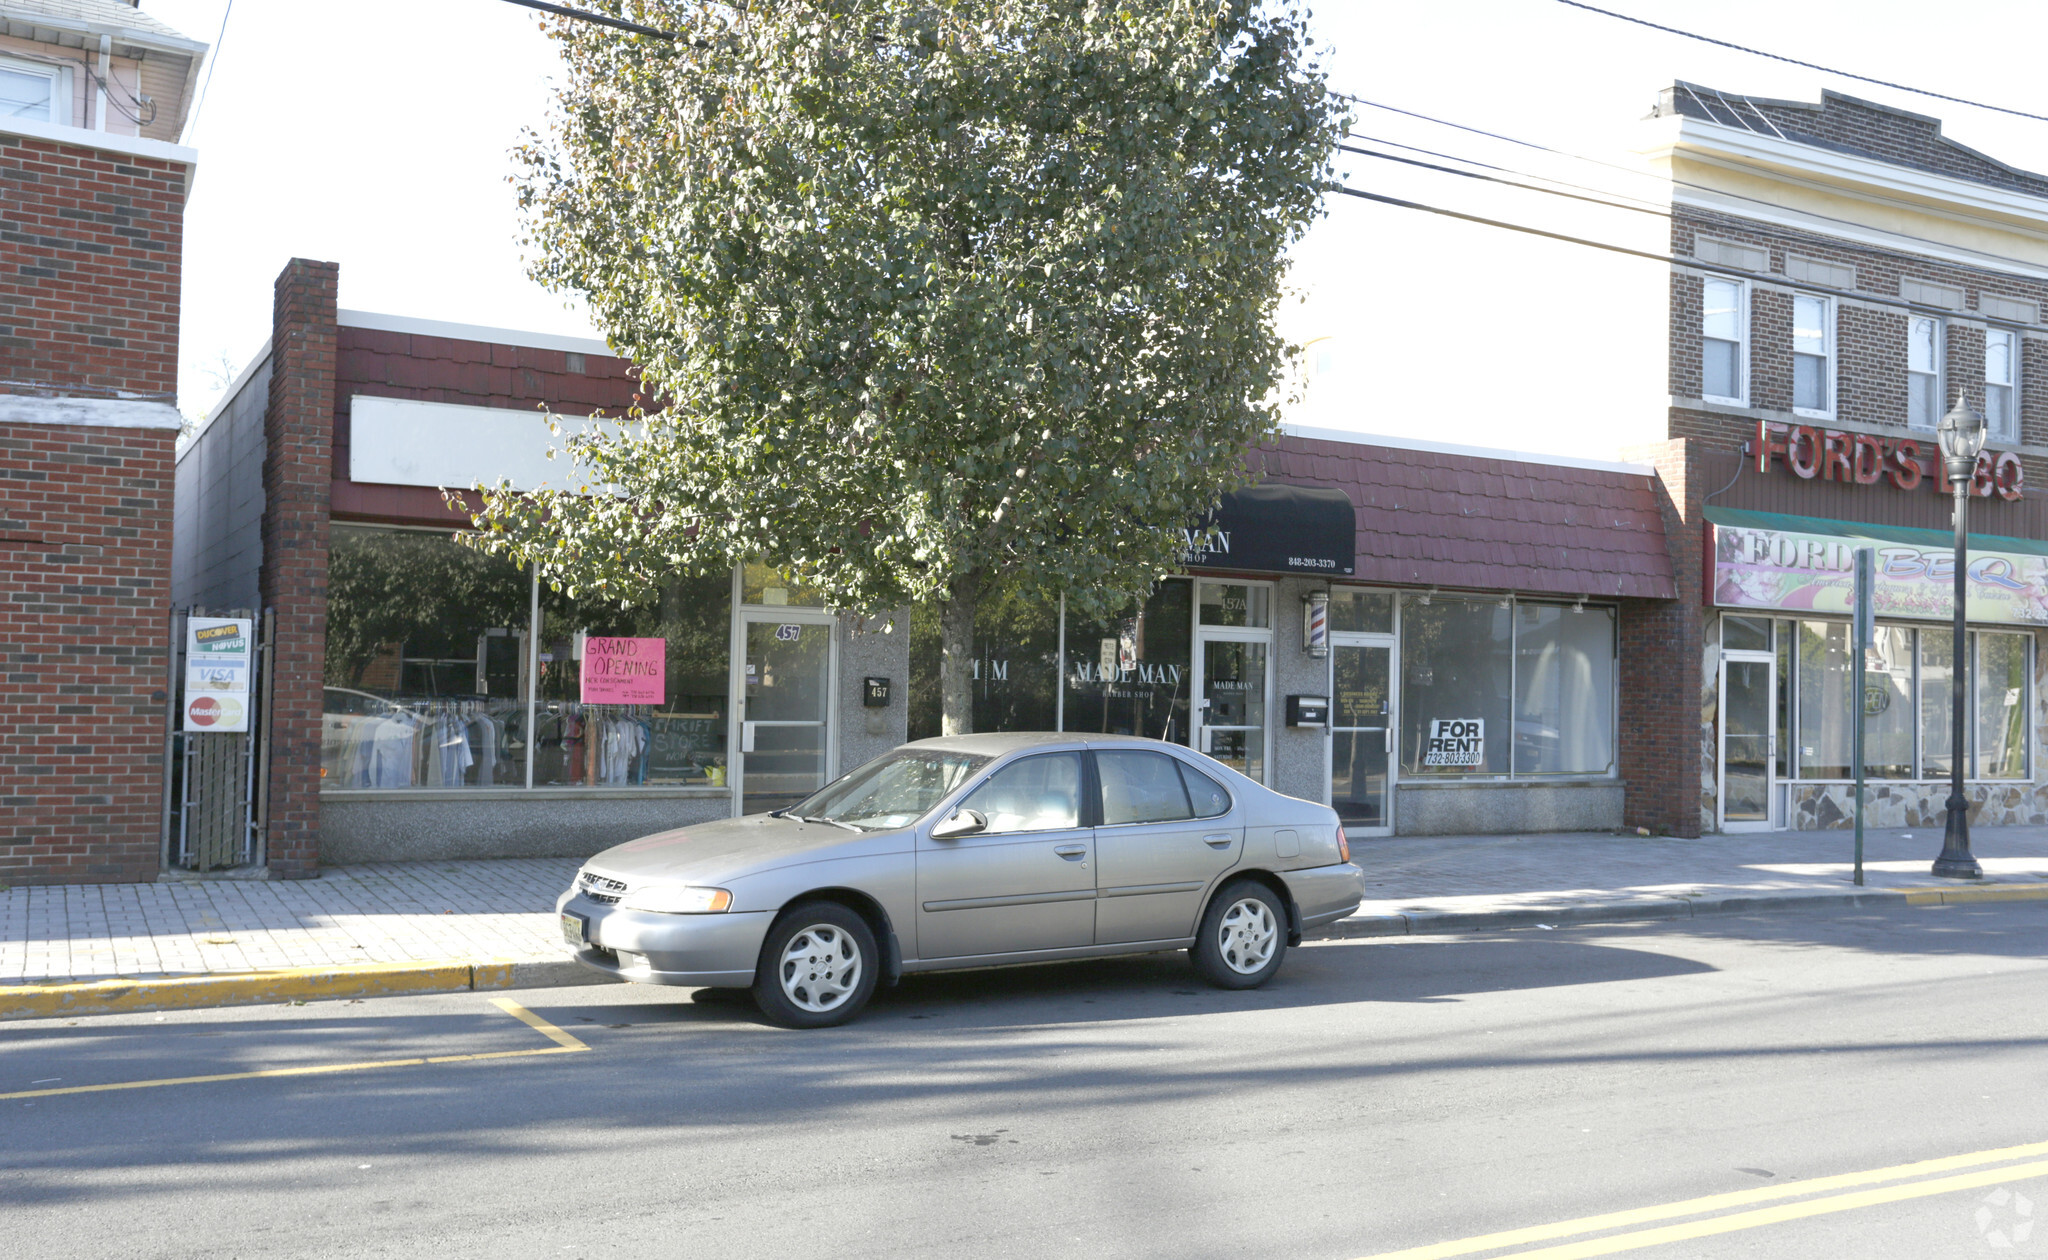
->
<box><xmin>6</xmin><ymin>903</ymin><xmax>2048</xmax><ymax>1259</ymax></box>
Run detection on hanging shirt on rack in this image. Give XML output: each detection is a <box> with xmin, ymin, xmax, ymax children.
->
<box><xmin>434</xmin><ymin>712</ymin><xmax>475</xmax><ymax>786</ymax></box>
<box><xmin>598</xmin><ymin>716</ymin><xmax>647</xmax><ymax>785</ymax></box>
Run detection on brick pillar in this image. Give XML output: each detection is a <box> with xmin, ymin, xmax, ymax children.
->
<box><xmin>1619</xmin><ymin>439</ymin><xmax>1709</xmax><ymax>838</ymax></box>
<box><xmin>259</xmin><ymin>259</ymin><xmax>338</xmax><ymax>878</ymax></box>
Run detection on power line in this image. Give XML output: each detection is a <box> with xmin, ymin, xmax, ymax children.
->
<box><xmin>499</xmin><ymin>0</ymin><xmax>681</xmax><ymax>40</ymax></box>
<box><xmin>1550</xmin><ymin>0</ymin><xmax>2048</xmax><ymax>125</ymax></box>
<box><xmin>1330</xmin><ymin>182</ymin><xmax>2013</xmax><ymax>323</ymax></box>
<box><xmin>187</xmin><ymin>0</ymin><xmax>231</xmax><ymax>143</ymax></box>
<box><xmin>1339</xmin><ymin>140</ymin><xmax>1666</xmax><ymax>218</ymax></box>
<box><xmin>1336</xmin><ymin>92</ymin><xmax>2048</xmax><ymax>281</ymax></box>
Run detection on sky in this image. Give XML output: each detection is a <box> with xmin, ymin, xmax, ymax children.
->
<box><xmin>147</xmin><ymin>0</ymin><xmax>2048</xmax><ymax>458</ymax></box>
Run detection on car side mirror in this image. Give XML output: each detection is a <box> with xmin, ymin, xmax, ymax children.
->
<box><xmin>930</xmin><ymin>808</ymin><xmax>986</xmax><ymax>840</ymax></box>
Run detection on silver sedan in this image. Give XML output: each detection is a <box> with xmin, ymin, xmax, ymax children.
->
<box><xmin>556</xmin><ymin>732</ymin><xmax>1365</xmax><ymax>1027</ymax></box>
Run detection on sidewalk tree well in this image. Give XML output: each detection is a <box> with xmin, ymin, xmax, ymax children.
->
<box><xmin>468</xmin><ymin>0</ymin><xmax>1346</xmax><ymax>734</ymax></box>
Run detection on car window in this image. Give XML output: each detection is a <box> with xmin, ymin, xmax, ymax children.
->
<box><xmin>962</xmin><ymin>753</ymin><xmax>1082</xmax><ymax>833</ymax></box>
<box><xmin>1097</xmin><ymin>750</ymin><xmax>1194</xmax><ymax>826</ymax></box>
<box><xmin>1178</xmin><ymin>762</ymin><xmax>1232</xmax><ymax>819</ymax></box>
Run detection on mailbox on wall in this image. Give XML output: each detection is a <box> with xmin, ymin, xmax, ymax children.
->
<box><xmin>1286</xmin><ymin>694</ymin><xmax>1329</xmax><ymax>728</ymax></box>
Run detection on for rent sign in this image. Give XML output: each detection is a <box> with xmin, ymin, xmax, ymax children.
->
<box><xmin>1423</xmin><ymin>719</ymin><xmax>1485</xmax><ymax>767</ymax></box>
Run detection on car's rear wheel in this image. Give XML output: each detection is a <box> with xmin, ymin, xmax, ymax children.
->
<box><xmin>1190</xmin><ymin>880</ymin><xmax>1288</xmax><ymax>989</ymax></box>
<box><xmin>751</xmin><ymin>901</ymin><xmax>879</xmax><ymax>1028</ymax></box>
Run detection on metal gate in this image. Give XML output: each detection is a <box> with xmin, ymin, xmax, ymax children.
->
<box><xmin>162</xmin><ymin>608</ymin><xmax>274</xmax><ymax>872</ymax></box>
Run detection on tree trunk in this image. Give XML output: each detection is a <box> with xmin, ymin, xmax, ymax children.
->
<box><xmin>939</xmin><ymin>574</ymin><xmax>980</xmax><ymax>736</ymax></box>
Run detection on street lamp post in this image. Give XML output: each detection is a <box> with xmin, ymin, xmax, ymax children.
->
<box><xmin>1933</xmin><ymin>393</ymin><xmax>1987</xmax><ymax>880</ymax></box>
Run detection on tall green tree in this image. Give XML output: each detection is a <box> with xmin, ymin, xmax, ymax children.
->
<box><xmin>473</xmin><ymin>0</ymin><xmax>1344</xmax><ymax>734</ymax></box>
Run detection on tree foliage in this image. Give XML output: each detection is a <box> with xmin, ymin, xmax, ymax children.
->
<box><xmin>472</xmin><ymin>0</ymin><xmax>1344</xmax><ymax>730</ymax></box>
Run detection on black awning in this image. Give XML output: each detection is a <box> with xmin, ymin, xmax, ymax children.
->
<box><xmin>1188</xmin><ymin>483</ymin><xmax>1355</xmax><ymax>577</ymax></box>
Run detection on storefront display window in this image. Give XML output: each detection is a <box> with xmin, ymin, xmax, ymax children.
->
<box><xmin>1513</xmin><ymin>604</ymin><xmax>1616</xmax><ymax>775</ymax></box>
<box><xmin>323</xmin><ymin>524</ymin><xmax>730</xmax><ymax>792</ymax></box>
<box><xmin>906</xmin><ymin>585</ymin><xmax>1060</xmax><ymax>741</ymax></box>
<box><xmin>1400</xmin><ymin>598</ymin><xmax>1513</xmax><ymax>776</ymax></box>
<box><xmin>1786</xmin><ymin>619</ymin><xmax>2029</xmax><ymax>781</ymax></box>
<box><xmin>321</xmin><ymin>527</ymin><xmax>530</xmax><ymax>789</ymax></box>
<box><xmin>1064</xmin><ymin>579</ymin><xmax>1194</xmax><ymax>745</ymax></box>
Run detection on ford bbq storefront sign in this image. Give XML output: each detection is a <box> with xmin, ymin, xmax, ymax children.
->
<box><xmin>1186</xmin><ymin>483</ymin><xmax>1356</xmax><ymax>576</ymax></box>
<box><xmin>1709</xmin><ymin>507</ymin><xmax>2048</xmax><ymax>626</ymax></box>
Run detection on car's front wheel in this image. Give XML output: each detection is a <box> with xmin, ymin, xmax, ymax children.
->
<box><xmin>751</xmin><ymin>901</ymin><xmax>879</xmax><ymax>1028</ymax></box>
<box><xmin>1190</xmin><ymin>880</ymin><xmax>1288</xmax><ymax>989</ymax></box>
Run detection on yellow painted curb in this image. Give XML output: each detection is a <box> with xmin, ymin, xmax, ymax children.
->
<box><xmin>1899</xmin><ymin>884</ymin><xmax>2048</xmax><ymax>906</ymax></box>
<box><xmin>1</xmin><ymin>960</ymin><xmax>495</xmax><ymax>1021</ymax></box>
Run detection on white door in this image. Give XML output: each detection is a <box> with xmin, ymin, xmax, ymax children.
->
<box><xmin>735</xmin><ymin>612</ymin><xmax>836</xmax><ymax>815</ymax></box>
<box><xmin>1719</xmin><ymin>654</ymin><xmax>1776</xmax><ymax>831</ymax></box>
<box><xmin>1194</xmin><ymin>631</ymin><xmax>1272</xmax><ymax>786</ymax></box>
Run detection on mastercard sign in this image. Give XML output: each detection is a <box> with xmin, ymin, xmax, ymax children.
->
<box><xmin>183</xmin><ymin>616</ymin><xmax>254</xmax><ymax>732</ymax></box>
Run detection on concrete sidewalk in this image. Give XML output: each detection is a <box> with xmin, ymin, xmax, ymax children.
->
<box><xmin>4</xmin><ymin>826</ymin><xmax>2046</xmax><ymax>1017</ymax></box>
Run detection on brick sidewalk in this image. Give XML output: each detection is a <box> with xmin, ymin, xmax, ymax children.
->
<box><xmin>5</xmin><ymin>827</ymin><xmax>2048</xmax><ymax>984</ymax></box>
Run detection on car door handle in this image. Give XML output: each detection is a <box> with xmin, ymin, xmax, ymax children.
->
<box><xmin>1203</xmin><ymin>833</ymin><xmax>1234</xmax><ymax>847</ymax></box>
<box><xmin>1053</xmin><ymin>844</ymin><xmax>1088</xmax><ymax>858</ymax></box>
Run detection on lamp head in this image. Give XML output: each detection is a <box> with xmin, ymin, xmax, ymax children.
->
<box><xmin>1936</xmin><ymin>392</ymin><xmax>1988</xmax><ymax>485</ymax></box>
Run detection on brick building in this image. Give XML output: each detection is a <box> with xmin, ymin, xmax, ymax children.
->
<box><xmin>1633</xmin><ymin>83</ymin><xmax>2048</xmax><ymax>835</ymax></box>
<box><xmin>0</xmin><ymin>0</ymin><xmax>204</xmax><ymax>884</ymax></box>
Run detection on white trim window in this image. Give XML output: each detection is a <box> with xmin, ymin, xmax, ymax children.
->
<box><xmin>1792</xmin><ymin>294</ymin><xmax>1833</xmax><ymax>417</ymax></box>
<box><xmin>1907</xmin><ymin>315</ymin><xmax>1944</xmax><ymax>428</ymax></box>
<box><xmin>0</xmin><ymin>56</ymin><xmax>62</xmax><ymax>125</ymax></box>
<box><xmin>1702</xmin><ymin>278</ymin><xmax>1747</xmax><ymax>404</ymax></box>
<box><xmin>1985</xmin><ymin>326</ymin><xmax>2018</xmax><ymax>441</ymax></box>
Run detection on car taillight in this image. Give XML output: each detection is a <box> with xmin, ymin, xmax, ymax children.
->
<box><xmin>1336</xmin><ymin>825</ymin><xmax>1350</xmax><ymax>863</ymax></box>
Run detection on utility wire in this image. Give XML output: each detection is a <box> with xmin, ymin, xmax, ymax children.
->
<box><xmin>1338</xmin><ymin>141</ymin><xmax>1666</xmax><ymax>218</ymax></box>
<box><xmin>186</xmin><ymin>0</ymin><xmax>231</xmax><ymax>143</ymax></box>
<box><xmin>1337</xmin><ymin>93</ymin><xmax>2048</xmax><ymax>281</ymax></box>
<box><xmin>1550</xmin><ymin>0</ymin><xmax>2048</xmax><ymax>125</ymax></box>
<box><xmin>499</xmin><ymin>0</ymin><xmax>681</xmax><ymax>40</ymax></box>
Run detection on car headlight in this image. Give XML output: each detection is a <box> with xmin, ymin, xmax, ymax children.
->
<box><xmin>618</xmin><ymin>884</ymin><xmax>733</xmax><ymax>914</ymax></box>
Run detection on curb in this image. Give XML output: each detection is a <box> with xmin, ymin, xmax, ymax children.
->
<box><xmin>1311</xmin><ymin>881</ymin><xmax>2048</xmax><ymax>940</ymax></box>
<box><xmin>0</xmin><ymin>957</ymin><xmax>618</xmax><ymax>1022</ymax></box>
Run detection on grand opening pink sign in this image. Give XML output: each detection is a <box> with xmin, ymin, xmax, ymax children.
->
<box><xmin>581</xmin><ymin>636</ymin><xmax>666</xmax><ymax>704</ymax></box>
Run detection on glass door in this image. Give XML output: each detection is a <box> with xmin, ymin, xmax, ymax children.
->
<box><xmin>1720</xmin><ymin>655</ymin><xmax>1775</xmax><ymax>830</ymax></box>
<box><xmin>1331</xmin><ymin>642</ymin><xmax>1394</xmax><ymax>836</ymax></box>
<box><xmin>1196</xmin><ymin>635</ymin><xmax>1270</xmax><ymax>784</ymax></box>
<box><xmin>737</xmin><ymin>613</ymin><xmax>833</xmax><ymax>815</ymax></box>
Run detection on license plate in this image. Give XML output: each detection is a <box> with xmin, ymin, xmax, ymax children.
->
<box><xmin>560</xmin><ymin>912</ymin><xmax>587</xmax><ymax>948</ymax></box>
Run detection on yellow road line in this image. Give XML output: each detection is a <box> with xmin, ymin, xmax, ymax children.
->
<box><xmin>1478</xmin><ymin>1158</ymin><xmax>2048</xmax><ymax>1259</ymax></box>
<box><xmin>0</xmin><ymin>998</ymin><xmax>590</xmax><ymax>1102</ymax></box>
<box><xmin>489</xmin><ymin>997</ymin><xmax>591</xmax><ymax>1051</ymax></box>
<box><xmin>1353</xmin><ymin>1137</ymin><xmax>2048</xmax><ymax>1260</ymax></box>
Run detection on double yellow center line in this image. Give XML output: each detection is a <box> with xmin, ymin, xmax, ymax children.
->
<box><xmin>1357</xmin><ymin>1137</ymin><xmax>2048</xmax><ymax>1259</ymax></box>
<box><xmin>0</xmin><ymin>998</ymin><xmax>589</xmax><ymax>1102</ymax></box>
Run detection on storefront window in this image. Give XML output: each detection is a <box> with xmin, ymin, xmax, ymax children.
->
<box><xmin>1064</xmin><ymin>579</ymin><xmax>1194</xmax><ymax>745</ymax></box>
<box><xmin>1976</xmin><ymin>632</ymin><xmax>2030</xmax><ymax>780</ymax></box>
<box><xmin>1328</xmin><ymin>588</ymin><xmax>1393</xmax><ymax>634</ymax></box>
<box><xmin>1792</xmin><ymin>621</ymin><xmax>2029</xmax><ymax>782</ymax></box>
<box><xmin>533</xmin><ymin>573</ymin><xmax>732</xmax><ymax>787</ymax></box>
<box><xmin>906</xmin><ymin>585</ymin><xmax>1061</xmax><ymax>741</ymax></box>
<box><xmin>1197</xmin><ymin>582</ymin><xmax>1270</xmax><ymax>628</ymax></box>
<box><xmin>1513</xmin><ymin>603</ymin><xmax>1616</xmax><ymax>775</ymax></box>
<box><xmin>1401</xmin><ymin>598</ymin><xmax>1513</xmax><ymax>776</ymax></box>
<box><xmin>321</xmin><ymin>526</ymin><xmax>530</xmax><ymax>789</ymax></box>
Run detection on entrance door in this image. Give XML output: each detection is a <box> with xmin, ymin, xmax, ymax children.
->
<box><xmin>737</xmin><ymin>613</ymin><xmax>834</xmax><ymax>815</ymax></box>
<box><xmin>1195</xmin><ymin>635</ymin><xmax>1270</xmax><ymax>784</ymax></box>
<box><xmin>1330</xmin><ymin>642</ymin><xmax>1394</xmax><ymax>837</ymax></box>
<box><xmin>1720</xmin><ymin>655</ymin><xmax>1775</xmax><ymax>830</ymax></box>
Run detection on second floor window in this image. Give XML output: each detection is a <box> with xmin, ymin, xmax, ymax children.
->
<box><xmin>1793</xmin><ymin>295</ymin><xmax>1833</xmax><ymax>416</ymax></box>
<box><xmin>1908</xmin><ymin>316</ymin><xmax>1943</xmax><ymax>428</ymax></box>
<box><xmin>1986</xmin><ymin>327</ymin><xmax>2018</xmax><ymax>440</ymax></box>
<box><xmin>0</xmin><ymin>59</ymin><xmax>60</xmax><ymax>124</ymax></box>
<box><xmin>1703</xmin><ymin>278</ymin><xmax>1746</xmax><ymax>404</ymax></box>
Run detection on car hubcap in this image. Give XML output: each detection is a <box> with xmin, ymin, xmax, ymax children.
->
<box><xmin>779</xmin><ymin>924</ymin><xmax>861</xmax><ymax>1013</ymax></box>
<box><xmin>1218</xmin><ymin>898</ymin><xmax>1277</xmax><ymax>975</ymax></box>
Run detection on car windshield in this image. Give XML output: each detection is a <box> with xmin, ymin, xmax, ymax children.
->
<box><xmin>788</xmin><ymin>750</ymin><xmax>990</xmax><ymax>832</ymax></box>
